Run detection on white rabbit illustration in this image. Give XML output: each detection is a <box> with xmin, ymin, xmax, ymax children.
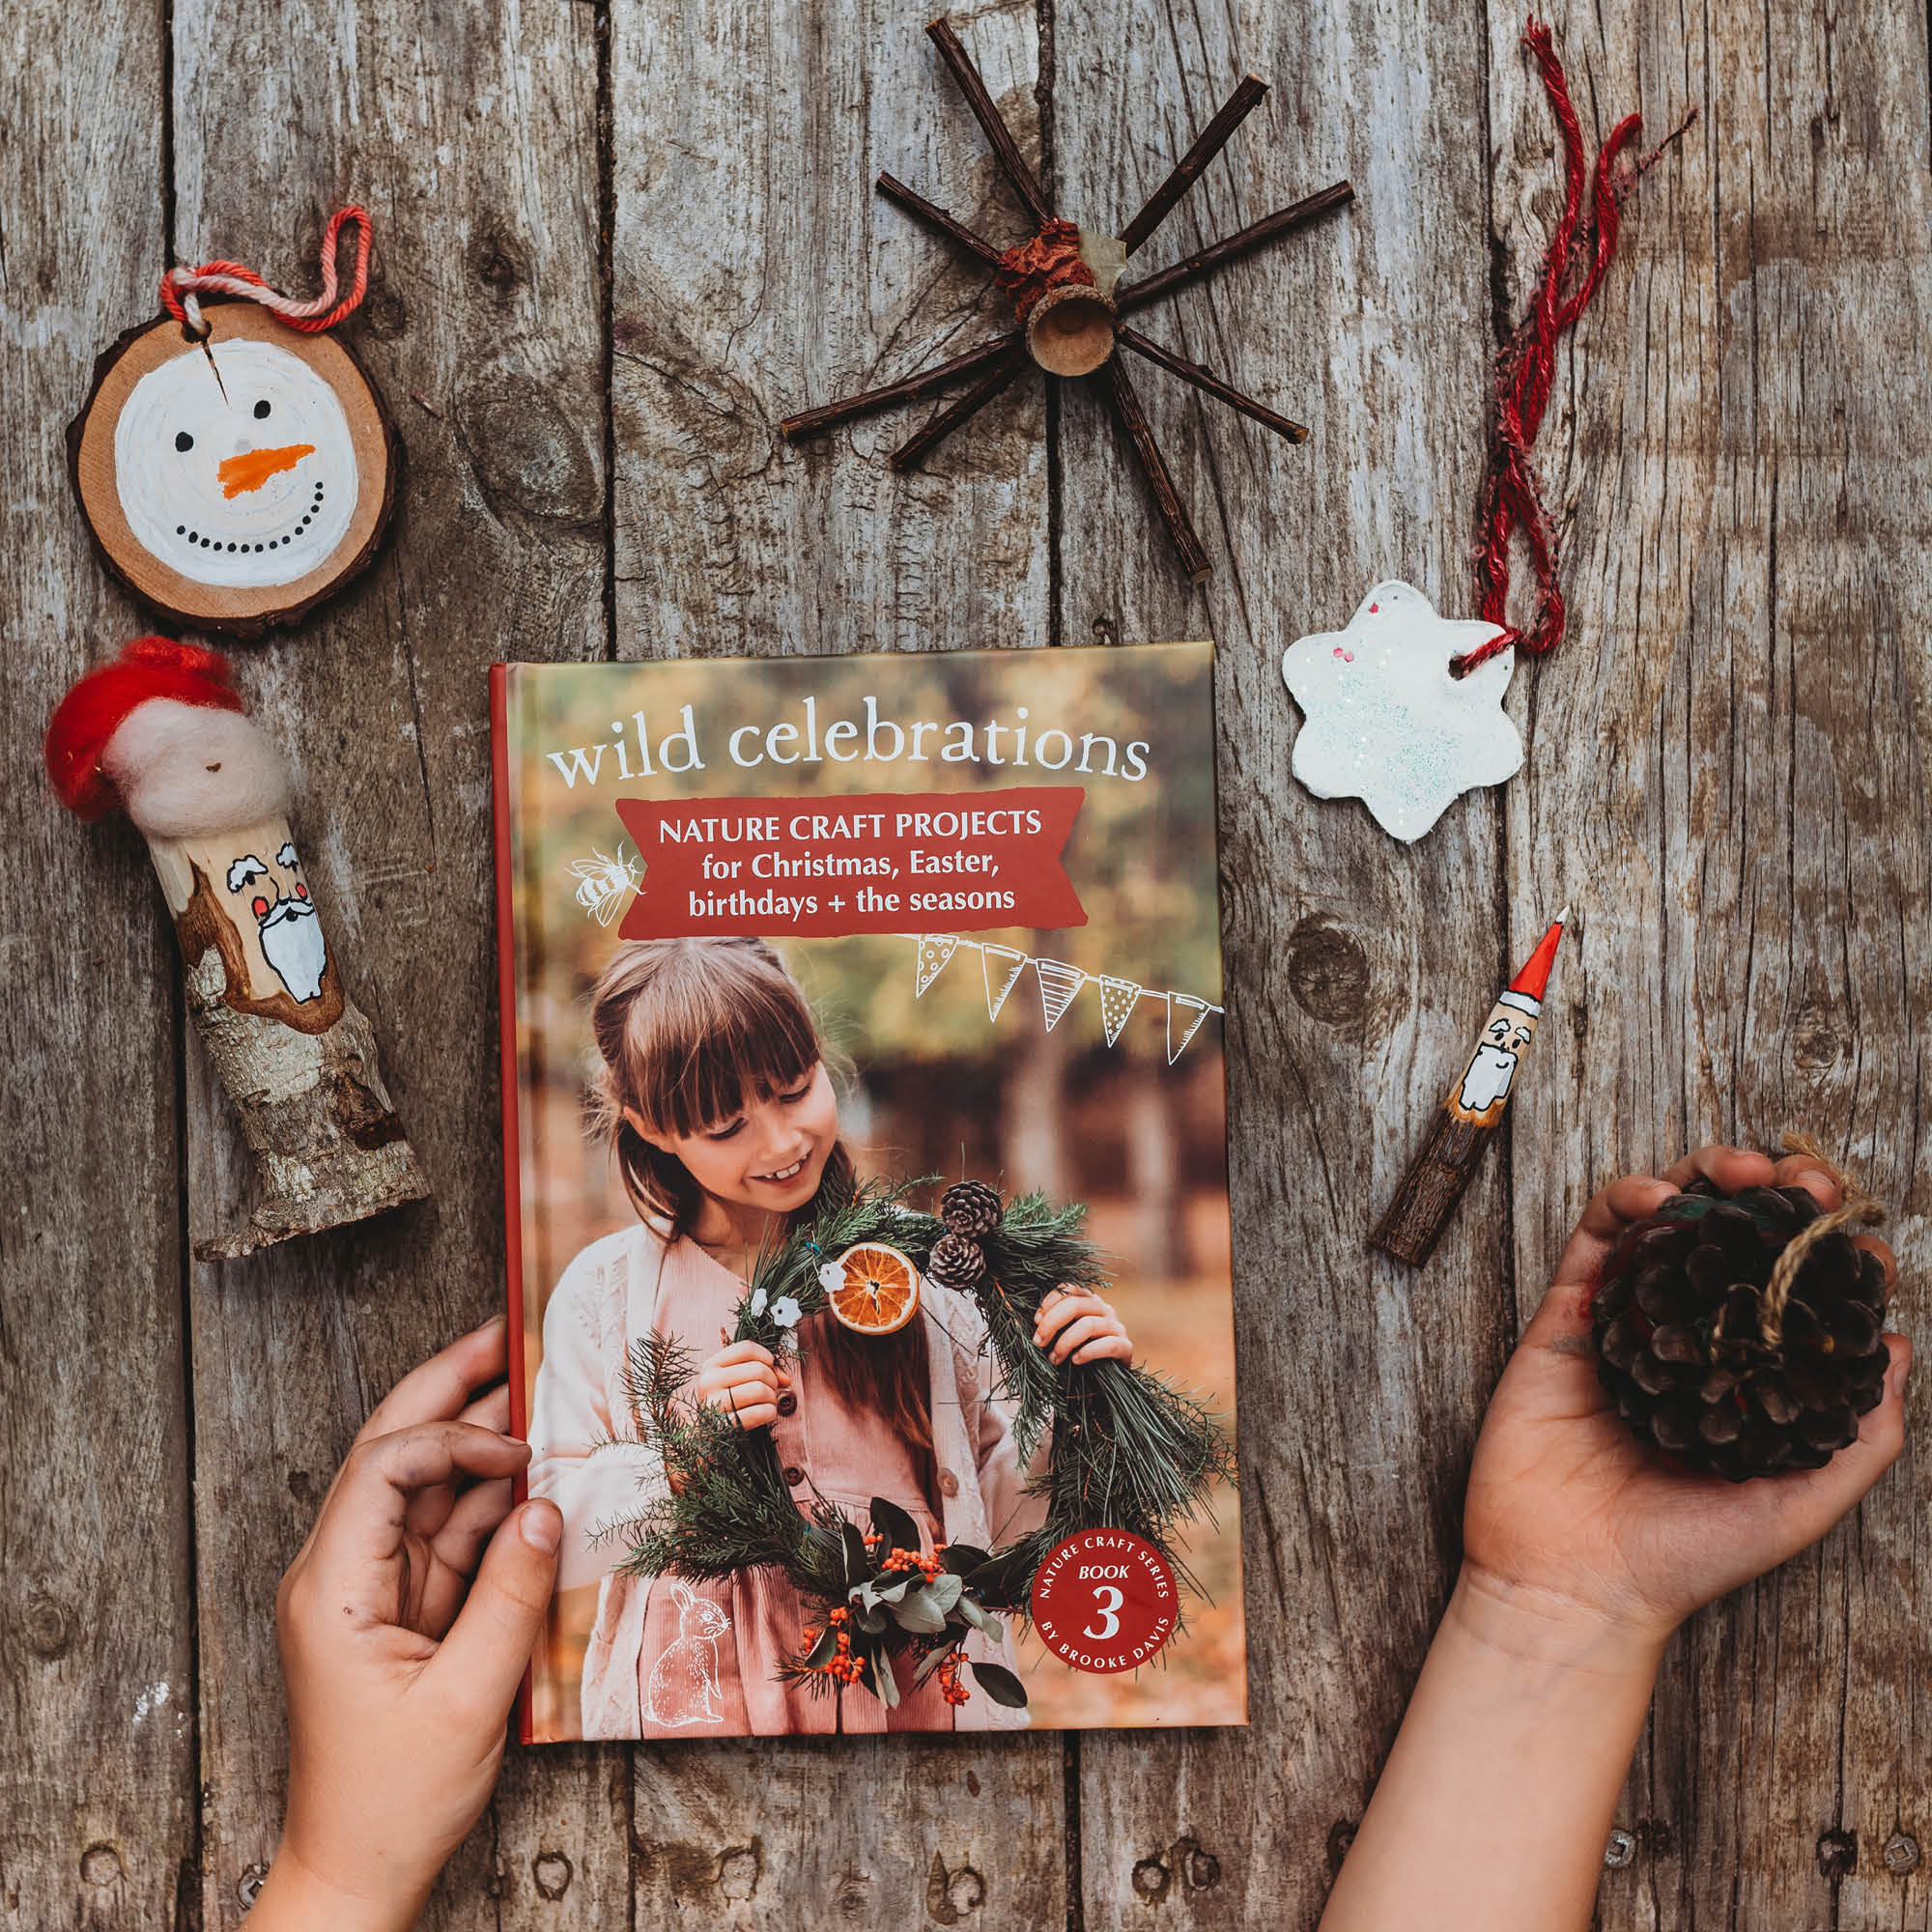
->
<box><xmin>643</xmin><ymin>1579</ymin><xmax>731</xmax><ymax>1728</ymax></box>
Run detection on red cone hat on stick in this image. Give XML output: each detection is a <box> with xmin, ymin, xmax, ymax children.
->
<box><xmin>1499</xmin><ymin>907</ymin><xmax>1568</xmax><ymax>1015</ymax></box>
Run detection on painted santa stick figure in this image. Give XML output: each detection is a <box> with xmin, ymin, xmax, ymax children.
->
<box><xmin>45</xmin><ymin>638</ymin><xmax>429</xmax><ymax>1260</ymax></box>
<box><xmin>1370</xmin><ymin>909</ymin><xmax>1569</xmax><ymax>1265</ymax></box>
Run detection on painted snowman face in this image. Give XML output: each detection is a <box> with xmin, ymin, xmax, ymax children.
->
<box><xmin>112</xmin><ymin>338</ymin><xmax>359</xmax><ymax>589</ymax></box>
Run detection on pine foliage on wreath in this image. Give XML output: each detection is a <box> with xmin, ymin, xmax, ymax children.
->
<box><xmin>606</xmin><ymin>1172</ymin><xmax>1235</xmax><ymax>1712</ymax></box>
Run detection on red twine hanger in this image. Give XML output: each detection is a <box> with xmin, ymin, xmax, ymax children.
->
<box><xmin>160</xmin><ymin>205</ymin><xmax>374</xmax><ymax>338</ymax></box>
<box><xmin>996</xmin><ymin>218</ymin><xmax>1097</xmax><ymax>325</ymax></box>
<box><xmin>1451</xmin><ymin>24</ymin><xmax>1696</xmax><ymax>678</ymax></box>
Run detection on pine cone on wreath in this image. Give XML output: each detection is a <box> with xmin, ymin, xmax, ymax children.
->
<box><xmin>925</xmin><ymin>1231</ymin><xmax>987</xmax><ymax>1292</ymax></box>
<box><xmin>941</xmin><ymin>1179</ymin><xmax>1004</xmax><ymax>1238</ymax></box>
<box><xmin>1591</xmin><ymin>1177</ymin><xmax>1892</xmax><ymax>1482</ymax></box>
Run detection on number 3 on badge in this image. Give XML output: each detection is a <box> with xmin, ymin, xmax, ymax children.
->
<box><xmin>1083</xmin><ymin>1585</ymin><xmax>1124</xmax><ymax>1642</ymax></box>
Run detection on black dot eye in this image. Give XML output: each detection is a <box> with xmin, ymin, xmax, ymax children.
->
<box><xmin>175</xmin><ymin>431</ymin><xmax>193</xmax><ymax>452</ymax></box>
<box><xmin>253</xmin><ymin>399</ymin><xmax>271</xmax><ymax>419</ymax></box>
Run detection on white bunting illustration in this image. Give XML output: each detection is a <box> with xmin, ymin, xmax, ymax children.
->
<box><xmin>1035</xmin><ymin>958</ymin><xmax>1087</xmax><ymax>1032</ymax></box>
<box><xmin>901</xmin><ymin>935</ymin><xmax>1223</xmax><ymax>1061</ymax></box>
<box><xmin>1166</xmin><ymin>994</ymin><xmax>1211</xmax><ymax>1065</ymax></box>
<box><xmin>980</xmin><ymin>944</ymin><xmax>1028</xmax><ymax>1021</ymax></box>
<box><xmin>914</xmin><ymin>934</ymin><xmax>959</xmax><ymax>995</ymax></box>
<box><xmin>1097</xmin><ymin>976</ymin><xmax>1142</xmax><ymax>1047</ymax></box>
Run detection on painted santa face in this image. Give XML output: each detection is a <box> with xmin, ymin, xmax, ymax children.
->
<box><xmin>227</xmin><ymin>838</ymin><xmax>329</xmax><ymax>1004</ymax></box>
<box><xmin>113</xmin><ymin>338</ymin><xmax>357</xmax><ymax>588</ymax></box>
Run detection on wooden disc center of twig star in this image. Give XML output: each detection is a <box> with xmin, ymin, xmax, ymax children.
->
<box><xmin>1024</xmin><ymin>284</ymin><xmax>1117</xmax><ymax>376</ymax></box>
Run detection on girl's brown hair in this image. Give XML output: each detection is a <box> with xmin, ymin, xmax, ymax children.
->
<box><xmin>589</xmin><ymin>937</ymin><xmax>932</xmax><ymax>1459</ymax></box>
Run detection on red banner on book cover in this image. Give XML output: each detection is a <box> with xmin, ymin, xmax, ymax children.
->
<box><xmin>612</xmin><ymin>786</ymin><xmax>1089</xmax><ymax>939</ymax></box>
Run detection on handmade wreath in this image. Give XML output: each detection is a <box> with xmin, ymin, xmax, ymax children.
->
<box><xmin>611</xmin><ymin>1175</ymin><xmax>1235</xmax><ymax>1714</ymax></box>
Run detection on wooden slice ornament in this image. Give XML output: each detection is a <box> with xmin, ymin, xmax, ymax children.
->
<box><xmin>68</xmin><ymin>208</ymin><xmax>397</xmax><ymax>638</ymax></box>
<box><xmin>824</xmin><ymin>1242</ymin><xmax>923</xmax><ymax>1336</ymax></box>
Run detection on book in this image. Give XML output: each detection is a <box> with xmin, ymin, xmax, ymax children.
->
<box><xmin>492</xmin><ymin>642</ymin><xmax>1245</xmax><ymax>1739</ymax></box>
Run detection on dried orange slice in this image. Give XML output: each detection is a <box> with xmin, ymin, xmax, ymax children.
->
<box><xmin>824</xmin><ymin>1241</ymin><xmax>923</xmax><ymax>1336</ymax></box>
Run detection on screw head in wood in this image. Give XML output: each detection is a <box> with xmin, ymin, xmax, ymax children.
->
<box><xmin>1025</xmin><ymin>285</ymin><xmax>1117</xmax><ymax>376</ymax></box>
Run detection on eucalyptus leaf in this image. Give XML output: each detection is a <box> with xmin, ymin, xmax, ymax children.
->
<box><xmin>891</xmin><ymin>1591</ymin><xmax>948</xmax><ymax>1634</ymax></box>
<box><xmin>867</xmin><ymin>1651</ymin><xmax>900</xmax><ymax>1709</ymax></box>
<box><xmin>954</xmin><ymin>1597</ymin><xmax>997</xmax><ymax>1635</ymax></box>
<box><xmin>941</xmin><ymin>1543</ymin><xmax>991</xmax><ymax>1576</ymax></box>
<box><xmin>868</xmin><ymin>1496</ymin><xmax>922</xmax><ymax>1554</ymax></box>
<box><xmin>856</xmin><ymin>1604</ymin><xmax>889</xmax><ymax>1635</ymax></box>
<box><xmin>840</xmin><ymin>1522</ymin><xmax>869</xmax><ymax>1585</ymax></box>
<box><xmin>968</xmin><ymin>1661</ymin><xmax>1028</xmax><ymax>1709</ymax></box>
<box><xmin>924</xmin><ymin>1572</ymin><xmax>963</xmax><ymax>1613</ymax></box>
<box><xmin>804</xmin><ymin>1626</ymin><xmax>839</xmax><ymax>1668</ymax></box>
<box><xmin>913</xmin><ymin>1646</ymin><xmax>953</xmax><ymax>1686</ymax></box>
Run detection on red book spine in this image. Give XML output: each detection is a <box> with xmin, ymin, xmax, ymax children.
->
<box><xmin>489</xmin><ymin>663</ymin><xmax>537</xmax><ymax>1746</ymax></box>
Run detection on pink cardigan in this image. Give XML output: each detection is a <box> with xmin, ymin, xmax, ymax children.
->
<box><xmin>527</xmin><ymin>1221</ymin><xmax>1044</xmax><ymax>1738</ymax></box>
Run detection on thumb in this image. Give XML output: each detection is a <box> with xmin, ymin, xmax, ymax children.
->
<box><xmin>430</xmin><ymin>1499</ymin><xmax>561</xmax><ymax>1720</ymax></box>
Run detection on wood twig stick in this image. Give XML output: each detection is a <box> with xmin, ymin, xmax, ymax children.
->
<box><xmin>781</xmin><ymin>333</ymin><xmax>1022</xmax><ymax>441</ymax></box>
<box><xmin>890</xmin><ymin>345</ymin><xmax>1030</xmax><ymax>469</ymax></box>
<box><xmin>1118</xmin><ymin>326</ymin><xmax>1308</xmax><ymax>441</ymax></box>
<box><xmin>875</xmin><ymin>172</ymin><xmax>1005</xmax><ymax>268</ymax></box>
<box><xmin>1117</xmin><ymin>180</ymin><xmax>1355</xmax><ymax>314</ymax></box>
<box><xmin>1098</xmin><ymin>356</ymin><xmax>1211</xmax><ymax>581</ymax></box>
<box><xmin>1119</xmin><ymin>74</ymin><xmax>1269</xmax><ymax>256</ymax></box>
<box><xmin>925</xmin><ymin>17</ymin><xmax>1054</xmax><ymax>227</ymax></box>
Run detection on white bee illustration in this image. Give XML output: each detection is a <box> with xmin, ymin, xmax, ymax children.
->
<box><xmin>569</xmin><ymin>844</ymin><xmax>642</xmax><ymax>926</ymax></box>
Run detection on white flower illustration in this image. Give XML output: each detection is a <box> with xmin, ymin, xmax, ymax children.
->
<box><xmin>770</xmin><ymin>1295</ymin><xmax>803</xmax><ymax>1331</ymax></box>
<box><xmin>817</xmin><ymin>1261</ymin><xmax>844</xmax><ymax>1294</ymax></box>
<box><xmin>750</xmin><ymin>1287</ymin><xmax>768</xmax><ymax>1318</ymax></box>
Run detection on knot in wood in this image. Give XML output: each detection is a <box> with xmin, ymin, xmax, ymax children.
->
<box><xmin>531</xmin><ymin>1850</ymin><xmax>573</xmax><ymax>1900</ymax></box>
<box><xmin>1816</xmin><ymin>1827</ymin><xmax>1858</xmax><ymax>1880</ymax></box>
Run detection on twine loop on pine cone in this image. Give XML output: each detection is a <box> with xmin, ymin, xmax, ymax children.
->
<box><xmin>996</xmin><ymin>219</ymin><xmax>1097</xmax><ymax>326</ymax></box>
<box><xmin>1760</xmin><ymin>1131</ymin><xmax>1888</xmax><ymax>1347</ymax></box>
<box><xmin>161</xmin><ymin>205</ymin><xmax>374</xmax><ymax>338</ymax></box>
<box><xmin>1449</xmin><ymin>22</ymin><xmax>1696</xmax><ymax>680</ymax></box>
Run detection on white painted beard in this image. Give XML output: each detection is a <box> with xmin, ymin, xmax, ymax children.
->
<box><xmin>259</xmin><ymin>897</ymin><xmax>328</xmax><ymax>1004</ymax></box>
<box><xmin>1458</xmin><ymin>1042</ymin><xmax>1519</xmax><ymax>1113</ymax></box>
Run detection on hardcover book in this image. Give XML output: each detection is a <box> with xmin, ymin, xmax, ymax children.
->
<box><xmin>493</xmin><ymin>642</ymin><xmax>1245</xmax><ymax>1739</ymax></box>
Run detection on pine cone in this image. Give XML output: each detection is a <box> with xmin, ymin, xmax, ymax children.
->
<box><xmin>1592</xmin><ymin>1179</ymin><xmax>1891</xmax><ymax>1482</ymax></box>
<box><xmin>924</xmin><ymin>1232</ymin><xmax>987</xmax><ymax>1291</ymax></box>
<box><xmin>940</xmin><ymin>1179</ymin><xmax>1004</xmax><ymax>1239</ymax></box>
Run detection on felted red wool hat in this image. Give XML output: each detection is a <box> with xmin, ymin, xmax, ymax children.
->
<box><xmin>45</xmin><ymin>637</ymin><xmax>245</xmax><ymax>820</ymax></box>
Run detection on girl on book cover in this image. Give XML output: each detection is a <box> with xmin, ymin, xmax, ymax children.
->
<box><xmin>526</xmin><ymin>935</ymin><xmax>1136</xmax><ymax>1739</ymax></box>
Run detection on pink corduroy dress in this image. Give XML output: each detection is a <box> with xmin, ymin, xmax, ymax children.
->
<box><xmin>528</xmin><ymin>1221</ymin><xmax>1045</xmax><ymax>1739</ymax></box>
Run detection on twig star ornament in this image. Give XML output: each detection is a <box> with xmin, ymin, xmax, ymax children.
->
<box><xmin>781</xmin><ymin>19</ymin><xmax>1352</xmax><ymax>580</ymax></box>
<box><xmin>1280</xmin><ymin>582</ymin><xmax>1520</xmax><ymax>842</ymax></box>
<box><xmin>45</xmin><ymin>639</ymin><xmax>430</xmax><ymax>1261</ymax></box>
<box><xmin>69</xmin><ymin>208</ymin><xmax>397</xmax><ymax>638</ymax></box>
<box><xmin>1282</xmin><ymin>22</ymin><xmax>1694</xmax><ymax>838</ymax></box>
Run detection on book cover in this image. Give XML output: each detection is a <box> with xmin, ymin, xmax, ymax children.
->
<box><xmin>493</xmin><ymin>642</ymin><xmax>1245</xmax><ymax>1739</ymax></box>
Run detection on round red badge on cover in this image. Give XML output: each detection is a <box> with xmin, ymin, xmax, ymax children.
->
<box><xmin>1029</xmin><ymin>1530</ymin><xmax>1178</xmax><ymax>1673</ymax></box>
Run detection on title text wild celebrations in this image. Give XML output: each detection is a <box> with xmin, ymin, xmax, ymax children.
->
<box><xmin>545</xmin><ymin>694</ymin><xmax>1152</xmax><ymax>789</ymax></box>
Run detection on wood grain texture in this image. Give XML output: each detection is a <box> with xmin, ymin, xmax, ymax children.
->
<box><xmin>1051</xmin><ymin>0</ymin><xmax>1512</xmax><ymax>1924</ymax></box>
<box><xmin>166</xmin><ymin>3</ymin><xmax>616</xmax><ymax>1926</ymax></box>
<box><xmin>0</xmin><ymin>4</ymin><xmax>198</xmax><ymax>1927</ymax></box>
<box><xmin>608</xmin><ymin>4</ymin><xmax>1068</xmax><ymax>1923</ymax></box>
<box><xmin>1486</xmin><ymin>0</ymin><xmax>1932</xmax><ymax>1923</ymax></box>
<box><xmin>6</xmin><ymin>0</ymin><xmax>1930</xmax><ymax>1924</ymax></box>
<box><xmin>611</xmin><ymin>0</ymin><xmax>1051</xmax><ymax>659</ymax></box>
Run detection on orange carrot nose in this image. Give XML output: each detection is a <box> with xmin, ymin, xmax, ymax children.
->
<box><xmin>217</xmin><ymin>442</ymin><xmax>316</xmax><ymax>497</ymax></box>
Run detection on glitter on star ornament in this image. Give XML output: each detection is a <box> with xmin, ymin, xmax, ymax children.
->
<box><xmin>1280</xmin><ymin>581</ymin><xmax>1522</xmax><ymax>843</ymax></box>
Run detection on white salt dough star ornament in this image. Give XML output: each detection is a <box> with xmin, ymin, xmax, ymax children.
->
<box><xmin>1281</xmin><ymin>581</ymin><xmax>1522</xmax><ymax>842</ymax></box>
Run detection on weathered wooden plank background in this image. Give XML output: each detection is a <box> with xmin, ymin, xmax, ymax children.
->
<box><xmin>3</xmin><ymin>0</ymin><xmax>1926</xmax><ymax>1924</ymax></box>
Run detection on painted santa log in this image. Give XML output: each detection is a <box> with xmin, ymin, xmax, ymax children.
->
<box><xmin>45</xmin><ymin>638</ymin><xmax>430</xmax><ymax>1260</ymax></box>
